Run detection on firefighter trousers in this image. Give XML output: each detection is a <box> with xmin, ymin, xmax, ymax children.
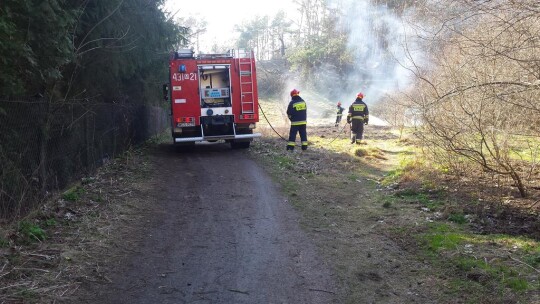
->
<box><xmin>351</xmin><ymin>120</ymin><xmax>365</xmax><ymax>143</ymax></box>
<box><xmin>335</xmin><ymin>114</ymin><xmax>342</xmax><ymax>125</ymax></box>
<box><xmin>287</xmin><ymin>124</ymin><xmax>308</xmax><ymax>150</ymax></box>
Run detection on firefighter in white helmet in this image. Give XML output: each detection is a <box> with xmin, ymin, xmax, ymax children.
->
<box><xmin>286</xmin><ymin>89</ymin><xmax>308</xmax><ymax>151</ymax></box>
<box><xmin>347</xmin><ymin>92</ymin><xmax>369</xmax><ymax>144</ymax></box>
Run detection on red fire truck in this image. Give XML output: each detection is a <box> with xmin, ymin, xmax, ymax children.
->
<box><xmin>164</xmin><ymin>49</ymin><xmax>260</xmax><ymax>149</ymax></box>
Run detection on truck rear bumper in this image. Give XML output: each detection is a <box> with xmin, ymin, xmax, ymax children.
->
<box><xmin>174</xmin><ymin>133</ymin><xmax>261</xmax><ymax>143</ymax></box>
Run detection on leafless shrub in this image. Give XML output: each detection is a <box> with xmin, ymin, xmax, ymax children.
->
<box><xmin>408</xmin><ymin>0</ymin><xmax>540</xmax><ymax>197</ymax></box>
<box><xmin>374</xmin><ymin>92</ymin><xmax>419</xmax><ymax>139</ymax></box>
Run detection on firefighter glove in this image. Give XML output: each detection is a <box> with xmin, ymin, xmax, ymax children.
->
<box><xmin>364</xmin><ymin>120</ymin><xmax>369</xmax><ymax>125</ymax></box>
<box><xmin>346</xmin><ymin>118</ymin><xmax>351</xmax><ymax>124</ymax></box>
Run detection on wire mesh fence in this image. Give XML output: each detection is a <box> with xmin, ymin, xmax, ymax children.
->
<box><xmin>0</xmin><ymin>96</ymin><xmax>168</xmax><ymax>219</ymax></box>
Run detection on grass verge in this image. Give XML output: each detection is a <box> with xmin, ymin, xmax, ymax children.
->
<box><xmin>250</xmin><ymin>123</ymin><xmax>539</xmax><ymax>303</ymax></box>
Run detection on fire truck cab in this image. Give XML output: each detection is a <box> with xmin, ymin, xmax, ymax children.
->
<box><xmin>165</xmin><ymin>49</ymin><xmax>260</xmax><ymax>149</ymax></box>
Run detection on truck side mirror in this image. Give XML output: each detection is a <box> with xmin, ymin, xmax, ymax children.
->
<box><xmin>163</xmin><ymin>84</ymin><xmax>169</xmax><ymax>101</ymax></box>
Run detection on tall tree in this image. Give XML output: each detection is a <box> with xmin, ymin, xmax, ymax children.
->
<box><xmin>0</xmin><ymin>0</ymin><xmax>184</xmax><ymax>217</ymax></box>
<box><xmin>235</xmin><ymin>10</ymin><xmax>293</xmax><ymax>61</ymax></box>
<box><xmin>287</xmin><ymin>0</ymin><xmax>352</xmax><ymax>95</ymax></box>
<box><xmin>0</xmin><ymin>0</ymin><xmax>78</xmax><ymax>96</ymax></box>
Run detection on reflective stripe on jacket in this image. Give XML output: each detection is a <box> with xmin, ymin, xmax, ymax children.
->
<box><xmin>287</xmin><ymin>96</ymin><xmax>307</xmax><ymax>125</ymax></box>
<box><xmin>347</xmin><ymin>98</ymin><xmax>369</xmax><ymax>121</ymax></box>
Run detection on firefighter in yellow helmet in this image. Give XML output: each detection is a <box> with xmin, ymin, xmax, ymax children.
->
<box><xmin>346</xmin><ymin>92</ymin><xmax>369</xmax><ymax>144</ymax></box>
<box><xmin>286</xmin><ymin>89</ymin><xmax>308</xmax><ymax>151</ymax></box>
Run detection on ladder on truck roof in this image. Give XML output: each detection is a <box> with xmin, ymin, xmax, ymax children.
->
<box><xmin>237</xmin><ymin>50</ymin><xmax>255</xmax><ymax>114</ymax></box>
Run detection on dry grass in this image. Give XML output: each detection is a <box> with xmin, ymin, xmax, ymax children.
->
<box><xmin>0</xmin><ymin>148</ymin><xmax>152</xmax><ymax>303</ymax></box>
<box><xmin>353</xmin><ymin>146</ymin><xmax>387</xmax><ymax>160</ymax></box>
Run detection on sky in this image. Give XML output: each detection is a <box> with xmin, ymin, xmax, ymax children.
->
<box><xmin>163</xmin><ymin>0</ymin><xmax>294</xmax><ymax>51</ymax></box>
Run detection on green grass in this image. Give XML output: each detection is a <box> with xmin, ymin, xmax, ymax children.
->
<box><xmin>0</xmin><ymin>237</ymin><xmax>9</xmax><ymax>247</ymax></box>
<box><xmin>62</xmin><ymin>186</ymin><xmax>85</xmax><ymax>202</ymax></box>
<box><xmin>394</xmin><ymin>189</ymin><xmax>445</xmax><ymax>210</ymax></box>
<box><xmin>505</xmin><ymin>277</ymin><xmax>529</xmax><ymax>292</ymax></box>
<box><xmin>419</xmin><ymin>223</ymin><xmax>466</xmax><ymax>252</ymax></box>
<box><xmin>412</xmin><ymin>222</ymin><xmax>539</xmax><ymax>296</ymax></box>
<box><xmin>508</xmin><ymin>137</ymin><xmax>540</xmax><ymax>162</ymax></box>
<box><xmin>381</xmin><ymin>167</ymin><xmax>404</xmax><ymax>185</ymax></box>
<box><xmin>347</xmin><ymin>173</ymin><xmax>360</xmax><ymax>181</ymax></box>
<box><xmin>379</xmin><ymin>147</ymin><xmax>418</xmax><ymax>184</ymax></box>
<box><xmin>18</xmin><ymin>220</ymin><xmax>46</xmax><ymax>242</ymax></box>
<box><xmin>147</xmin><ymin>131</ymin><xmax>171</xmax><ymax>145</ymax></box>
<box><xmin>523</xmin><ymin>252</ymin><xmax>540</xmax><ymax>267</ymax></box>
<box><xmin>274</xmin><ymin>155</ymin><xmax>295</xmax><ymax>170</ymax></box>
<box><xmin>44</xmin><ymin>218</ymin><xmax>57</xmax><ymax>227</ymax></box>
<box><xmin>448</xmin><ymin>212</ymin><xmax>467</xmax><ymax>224</ymax></box>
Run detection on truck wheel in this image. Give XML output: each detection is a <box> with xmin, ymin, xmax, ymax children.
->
<box><xmin>231</xmin><ymin>141</ymin><xmax>251</xmax><ymax>149</ymax></box>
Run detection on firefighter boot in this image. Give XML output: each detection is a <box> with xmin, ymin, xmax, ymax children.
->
<box><xmin>357</xmin><ymin>134</ymin><xmax>365</xmax><ymax>145</ymax></box>
<box><xmin>286</xmin><ymin>145</ymin><xmax>294</xmax><ymax>151</ymax></box>
<box><xmin>351</xmin><ymin>134</ymin><xmax>356</xmax><ymax>144</ymax></box>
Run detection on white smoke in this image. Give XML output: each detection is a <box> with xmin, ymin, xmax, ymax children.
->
<box><xmin>330</xmin><ymin>0</ymin><xmax>419</xmax><ymax>104</ymax></box>
<box><xmin>277</xmin><ymin>0</ymin><xmax>422</xmax><ymax>126</ymax></box>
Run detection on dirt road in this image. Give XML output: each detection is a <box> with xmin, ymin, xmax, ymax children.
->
<box><xmin>85</xmin><ymin>143</ymin><xmax>337</xmax><ymax>303</ymax></box>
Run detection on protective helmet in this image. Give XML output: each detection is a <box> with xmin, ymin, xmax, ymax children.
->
<box><xmin>356</xmin><ymin>92</ymin><xmax>364</xmax><ymax>99</ymax></box>
<box><xmin>290</xmin><ymin>89</ymin><xmax>300</xmax><ymax>97</ymax></box>
<box><xmin>337</xmin><ymin>101</ymin><xmax>341</xmax><ymax>106</ymax></box>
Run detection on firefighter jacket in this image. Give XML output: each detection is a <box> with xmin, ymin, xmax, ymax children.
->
<box><xmin>287</xmin><ymin>95</ymin><xmax>307</xmax><ymax>126</ymax></box>
<box><xmin>347</xmin><ymin>98</ymin><xmax>369</xmax><ymax>123</ymax></box>
<box><xmin>336</xmin><ymin>106</ymin><xmax>344</xmax><ymax>116</ymax></box>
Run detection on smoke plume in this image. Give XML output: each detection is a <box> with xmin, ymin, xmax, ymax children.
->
<box><xmin>330</xmin><ymin>0</ymin><xmax>418</xmax><ymax>105</ymax></box>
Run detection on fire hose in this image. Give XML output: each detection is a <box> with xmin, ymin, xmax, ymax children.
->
<box><xmin>258</xmin><ymin>103</ymin><xmax>350</xmax><ymax>145</ymax></box>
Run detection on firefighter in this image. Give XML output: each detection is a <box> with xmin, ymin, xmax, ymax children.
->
<box><xmin>335</xmin><ymin>101</ymin><xmax>344</xmax><ymax>127</ymax></box>
<box><xmin>286</xmin><ymin>89</ymin><xmax>308</xmax><ymax>151</ymax></box>
<box><xmin>347</xmin><ymin>92</ymin><xmax>369</xmax><ymax>144</ymax></box>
